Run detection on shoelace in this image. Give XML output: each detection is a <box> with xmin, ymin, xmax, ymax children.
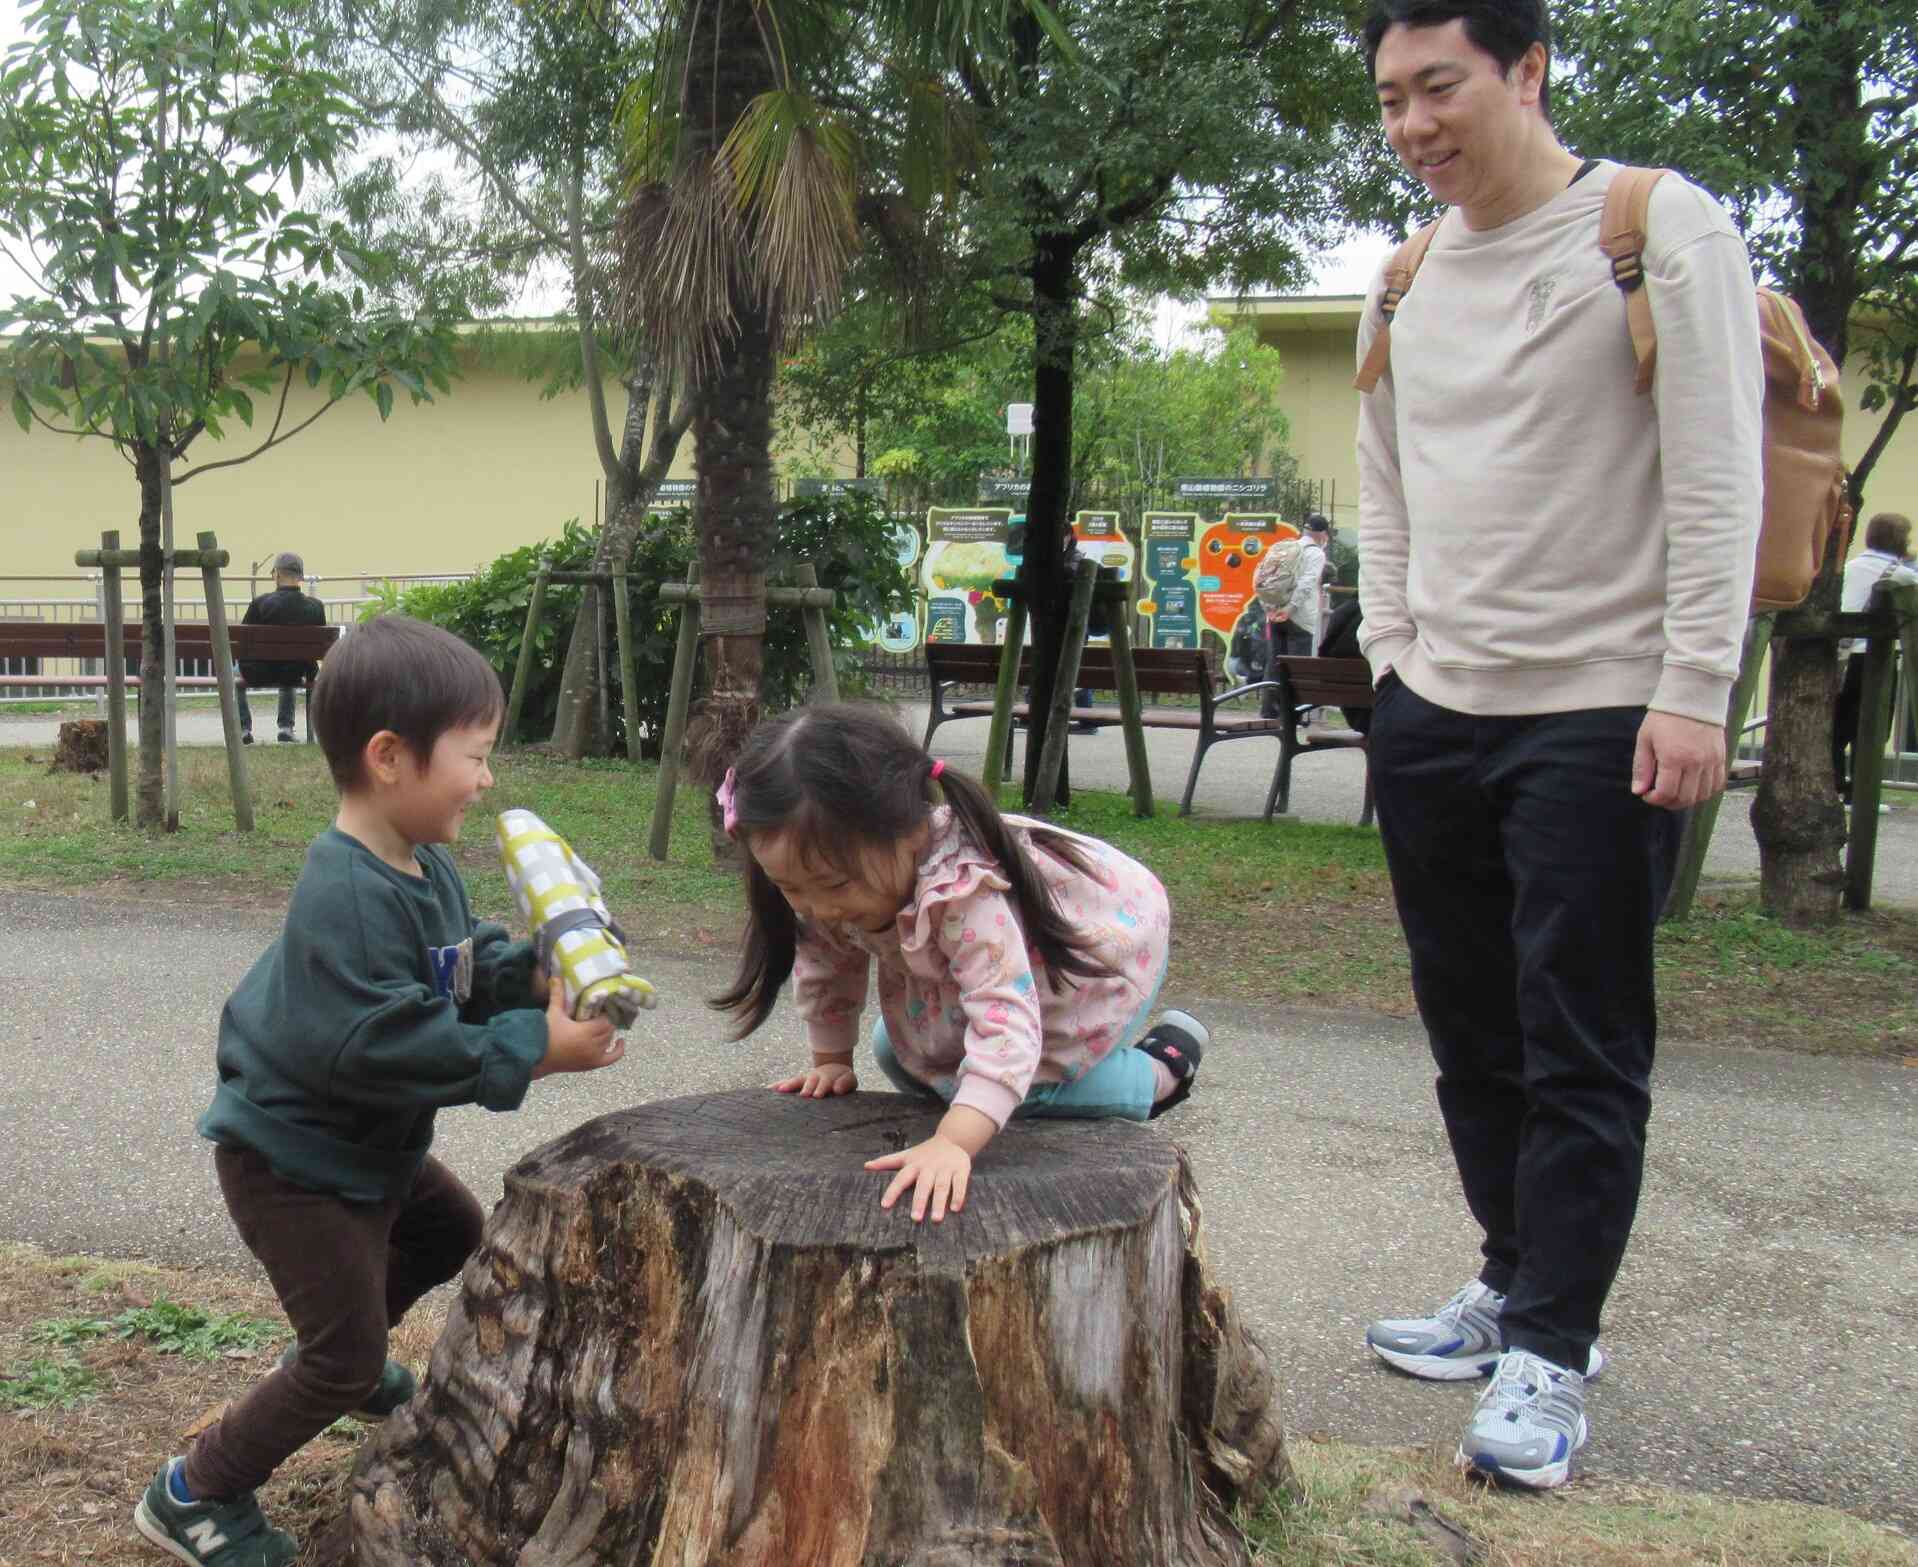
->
<box><xmin>1438</xmin><ymin>1282</ymin><xmax>1500</xmax><ymax>1327</ymax></box>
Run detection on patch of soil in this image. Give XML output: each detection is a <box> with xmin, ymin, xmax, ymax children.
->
<box><xmin>0</xmin><ymin>1245</ymin><xmax>447</xmax><ymax>1566</ymax></box>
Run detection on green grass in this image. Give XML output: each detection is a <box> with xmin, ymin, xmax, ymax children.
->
<box><xmin>0</xmin><ymin>1354</ymin><xmax>100</xmax><ymax>1411</ymax></box>
<box><xmin>0</xmin><ymin>742</ymin><xmax>1912</xmax><ymax>1052</ymax></box>
<box><xmin>28</xmin><ymin>1299</ymin><xmax>285</xmax><ymax>1361</ymax></box>
<box><xmin>1245</xmin><ymin>1443</ymin><xmax>1918</xmax><ymax>1566</ymax></box>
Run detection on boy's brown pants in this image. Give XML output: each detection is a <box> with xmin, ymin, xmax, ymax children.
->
<box><xmin>183</xmin><ymin>1145</ymin><xmax>484</xmax><ymax>1500</ymax></box>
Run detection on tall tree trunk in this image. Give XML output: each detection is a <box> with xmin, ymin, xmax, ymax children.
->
<box><xmin>678</xmin><ymin>0</ymin><xmax>780</xmax><ymax>855</ymax></box>
<box><xmin>687</xmin><ymin>302</ymin><xmax>778</xmax><ymax>855</ymax></box>
<box><xmin>134</xmin><ymin>443</ymin><xmax>167</xmax><ymax>829</ymax></box>
<box><xmin>1752</xmin><ymin>8</ymin><xmax>1867</xmax><ymax>924</ymax></box>
<box><xmin>1020</xmin><ymin>231</ymin><xmax>1079</xmax><ymax>804</ymax></box>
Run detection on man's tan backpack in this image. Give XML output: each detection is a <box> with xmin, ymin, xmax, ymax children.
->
<box><xmin>1354</xmin><ymin>165</ymin><xmax>1851</xmax><ymax>611</ymax></box>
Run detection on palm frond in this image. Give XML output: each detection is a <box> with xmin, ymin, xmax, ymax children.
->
<box><xmin>615</xmin><ymin>156</ymin><xmax>749</xmax><ymax>376</ymax></box>
<box><xmin>720</xmin><ymin>89</ymin><xmax>859</xmax><ymax>327</ymax></box>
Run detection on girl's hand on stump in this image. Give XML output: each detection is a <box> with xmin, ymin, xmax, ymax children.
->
<box><xmin>772</xmin><ymin>1061</ymin><xmax>857</xmax><ymax>1098</ymax></box>
<box><xmin>867</xmin><ymin>1134</ymin><xmax>972</xmax><ymax>1223</ymax></box>
<box><xmin>532</xmin><ymin>977</ymin><xmax>622</xmax><ymax>1078</ymax></box>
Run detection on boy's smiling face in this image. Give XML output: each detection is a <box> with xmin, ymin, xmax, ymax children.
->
<box><xmin>387</xmin><ymin>720</ymin><xmax>499</xmax><ymax>847</ymax></box>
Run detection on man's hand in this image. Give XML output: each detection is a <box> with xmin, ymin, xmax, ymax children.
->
<box><xmin>1632</xmin><ymin>711</ymin><xmax>1727</xmax><ymax>810</ymax></box>
<box><xmin>865</xmin><ymin>1106</ymin><xmax>997</xmax><ymax>1223</ymax></box>
<box><xmin>772</xmin><ymin>1061</ymin><xmax>857</xmax><ymax>1098</ymax></box>
<box><xmin>531</xmin><ymin>978</ymin><xmax>621</xmax><ymax>1077</ymax></box>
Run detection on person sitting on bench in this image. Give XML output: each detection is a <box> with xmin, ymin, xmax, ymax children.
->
<box><xmin>238</xmin><ymin>552</ymin><xmax>327</xmax><ymax>743</ymax></box>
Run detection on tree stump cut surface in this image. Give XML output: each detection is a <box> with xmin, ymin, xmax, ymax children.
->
<box><xmin>344</xmin><ymin>1088</ymin><xmax>1287</xmax><ymax>1566</ymax></box>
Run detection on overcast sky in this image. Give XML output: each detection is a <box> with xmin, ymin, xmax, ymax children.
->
<box><xmin>0</xmin><ymin>0</ymin><xmax>1388</xmax><ymax>332</ymax></box>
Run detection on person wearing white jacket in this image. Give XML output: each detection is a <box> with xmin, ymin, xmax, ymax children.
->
<box><xmin>1834</xmin><ymin>512</ymin><xmax>1918</xmax><ymax>800</ymax></box>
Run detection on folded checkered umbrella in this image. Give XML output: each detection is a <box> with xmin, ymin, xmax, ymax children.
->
<box><xmin>497</xmin><ymin>809</ymin><xmax>658</xmax><ymax>1028</ymax></box>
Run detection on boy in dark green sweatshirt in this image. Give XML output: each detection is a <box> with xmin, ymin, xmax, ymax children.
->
<box><xmin>135</xmin><ymin>616</ymin><xmax>626</xmax><ymax>1567</ymax></box>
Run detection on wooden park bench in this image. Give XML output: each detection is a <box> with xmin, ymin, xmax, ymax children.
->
<box><xmin>0</xmin><ymin>621</ymin><xmax>342</xmax><ymax>738</ymax></box>
<box><xmin>1266</xmin><ymin>655</ymin><xmax>1376</xmax><ymax>826</ymax></box>
<box><xmin>923</xmin><ymin>640</ymin><xmax>1295</xmax><ymax>818</ymax></box>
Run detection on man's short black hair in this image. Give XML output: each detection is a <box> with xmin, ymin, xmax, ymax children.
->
<box><xmin>311</xmin><ymin>615</ymin><xmax>505</xmax><ymax>792</ymax></box>
<box><xmin>1364</xmin><ymin>0</ymin><xmax>1555</xmax><ymax>121</ymax></box>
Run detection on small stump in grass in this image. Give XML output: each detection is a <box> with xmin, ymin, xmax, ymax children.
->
<box><xmin>340</xmin><ymin>1088</ymin><xmax>1288</xmax><ymax>1566</ymax></box>
<box><xmin>51</xmin><ymin>719</ymin><xmax>109</xmax><ymax>774</ymax></box>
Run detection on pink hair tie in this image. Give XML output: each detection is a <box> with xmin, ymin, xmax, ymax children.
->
<box><xmin>929</xmin><ymin>759</ymin><xmax>946</xmax><ymax>780</ymax></box>
<box><xmin>716</xmin><ymin>767</ymin><xmax>739</xmax><ymax>834</ymax></box>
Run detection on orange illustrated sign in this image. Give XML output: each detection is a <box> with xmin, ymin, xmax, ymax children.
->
<box><xmin>1197</xmin><ymin>513</ymin><xmax>1296</xmax><ymax>636</ymax></box>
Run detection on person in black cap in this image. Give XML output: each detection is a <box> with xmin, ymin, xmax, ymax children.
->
<box><xmin>238</xmin><ymin>552</ymin><xmax>327</xmax><ymax>743</ymax></box>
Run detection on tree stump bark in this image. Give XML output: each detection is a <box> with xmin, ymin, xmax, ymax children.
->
<box><xmin>51</xmin><ymin>719</ymin><xmax>110</xmax><ymax>774</ymax></box>
<box><xmin>340</xmin><ymin>1088</ymin><xmax>1287</xmax><ymax>1566</ymax></box>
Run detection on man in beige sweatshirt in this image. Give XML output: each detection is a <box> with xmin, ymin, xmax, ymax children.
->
<box><xmin>1352</xmin><ymin>0</ymin><xmax>1763</xmax><ymax>1491</ymax></box>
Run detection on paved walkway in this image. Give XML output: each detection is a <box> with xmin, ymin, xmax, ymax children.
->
<box><xmin>5</xmin><ymin>700</ymin><xmax>1914</xmax><ymax>902</ymax></box>
<box><xmin>1</xmin><ymin>889</ymin><xmax>1911</xmax><ymax>1533</ymax></box>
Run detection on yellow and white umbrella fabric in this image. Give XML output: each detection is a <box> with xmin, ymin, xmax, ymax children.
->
<box><xmin>496</xmin><ymin>809</ymin><xmax>658</xmax><ymax>1028</ymax></box>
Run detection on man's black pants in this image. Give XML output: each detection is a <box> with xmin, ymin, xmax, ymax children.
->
<box><xmin>1368</xmin><ymin>675</ymin><xmax>1680</xmax><ymax>1372</ymax></box>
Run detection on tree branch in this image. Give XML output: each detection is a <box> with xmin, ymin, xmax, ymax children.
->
<box><xmin>172</xmin><ymin>365</ymin><xmax>305</xmax><ymax>485</ymax></box>
<box><xmin>1852</xmin><ymin>346</ymin><xmax>1916</xmax><ymax>502</ymax></box>
<box><xmin>570</xmin><ymin>160</ymin><xmax>622</xmax><ymax>489</ymax></box>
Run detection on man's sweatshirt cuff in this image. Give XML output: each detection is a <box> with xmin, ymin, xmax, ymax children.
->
<box><xmin>952</xmin><ymin>1076</ymin><xmax>1022</xmax><ymax>1130</ymax></box>
<box><xmin>477</xmin><ymin>1009</ymin><xmax>548</xmax><ymax>1112</ymax></box>
<box><xmin>1649</xmin><ymin>663</ymin><xmax>1734</xmax><ymax>728</ymax></box>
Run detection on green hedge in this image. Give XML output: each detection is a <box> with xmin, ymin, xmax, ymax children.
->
<box><xmin>386</xmin><ymin>494</ymin><xmax>913</xmax><ymax>754</ymax></box>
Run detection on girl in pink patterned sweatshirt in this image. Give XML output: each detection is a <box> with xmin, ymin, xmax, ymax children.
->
<box><xmin>711</xmin><ymin>703</ymin><xmax>1206</xmax><ymax>1224</ymax></box>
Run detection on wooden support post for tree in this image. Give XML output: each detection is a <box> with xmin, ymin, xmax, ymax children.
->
<box><xmin>609</xmin><ymin>571</ymin><xmax>643</xmax><ymax>761</ymax></box>
<box><xmin>1100</xmin><ymin>569</ymin><xmax>1153</xmax><ymax>817</ymax></box>
<box><xmin>1029</xmin><ymin>556</ymin><xmax>1097</xmax><ymax>815</ymax></box>
<box><xmin>981</xmin><ymin>590</ymin><xmax>1029</xmax><ymax>796</ymax></box>
<box><xmin>1844</xmin><ymin>603</ymin><xmax>1902</xmax><ymax>911</ymax></box>
<box><xmin>98</xmin><ymin>530</ymin><xmax>129</xmax><ymax>823</ymax></box>
<box><xmin>339</xmin><ymin>1089</ymin><xmax>1288</xmax><ymax>1567</ymax></box>
<box><xmin>1664</xmin><ymin>613</ymin><xmax>1774</xmax><ymax>922</ymax></box>
<box><xmin>795</xmin><ymin>561</ymin><xmax>838</xmax><ymax>701</ymax></box>
<box><xmin>649</xmin><ymin>563</ymin><xmax>702</xmax><ymax>863</ymax></box>
<box><xmin>196</xmin><ymin>531</ymin><xmax>253</xmax><ymax>833</ymax></box>
<box><xmin>502</xmin><ymin>568</ymin><xmax>550</xmax><ymax>750</ymax></box>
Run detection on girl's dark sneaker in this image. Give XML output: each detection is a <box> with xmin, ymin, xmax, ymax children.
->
<box><xmin>133</xmin><ymin>1459</ymin><xmax>296</xmax><ymax>1566</ymax></box>
<box><xmin>1140</xmin><ymin>1009</ymin><xmax>1207</xmax><ymax>1118</ymax></box>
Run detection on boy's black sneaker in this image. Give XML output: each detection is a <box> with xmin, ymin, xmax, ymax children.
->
<box><xmin>133</xmin><ymin>1459</ymin><xmax>296</xmax><ymax>1566</ymax></box>
<box><xmin>1140</xmin><ymin>1009</ymin><xmax>1207</xmax><ymax>1118</ymax></box>
<box><xmin>277</xmin><ymin>1341</ymin><xmax>417</xmax><ymax>1417</ymax></box>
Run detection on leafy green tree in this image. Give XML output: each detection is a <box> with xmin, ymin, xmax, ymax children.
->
<box><xmin>0</xmin><ymin>0</ymin><xmax>455</xmax><ymax>829</ymax></box>
<box><xmin>1552</xmin><ymin>0</ymin><xmax>1917</xmax><ymax>923</ymax></box>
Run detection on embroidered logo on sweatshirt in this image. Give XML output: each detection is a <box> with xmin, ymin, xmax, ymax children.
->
<box><xmin>1524</xmin><ymin>275</ymin><xmax>1559</xmax><ymax>334</ymax></box>
<box><xmin>427</xmin><ymin>938</ymin><xmax>474</xmax><ymax>1003</ymax></box>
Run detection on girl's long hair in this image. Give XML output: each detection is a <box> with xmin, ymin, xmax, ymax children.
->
<box><xmin>710</xmin><ymin>702</ymin><xmax>1119</xmax><ymax>1038</ymax></box>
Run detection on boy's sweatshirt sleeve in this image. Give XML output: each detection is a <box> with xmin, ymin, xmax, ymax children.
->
<box><xmin>1354</xmin><ymin>264</ymin><xmax>1417</xmax><ymax>686</ymax></box>
<box><xmin>466</xmin><ymin>921</ymin><xmax>540</xmax><ymax>1019</ymax></box>
<box><xmin>295</xmin><ymin>867</ymin><xmax>548</xmax><ymax>1114</ymax></box>
<box><xmin>791</xmin><ymin>930</ymin><xmax>871</xmax><ymax>1060</ymax></box>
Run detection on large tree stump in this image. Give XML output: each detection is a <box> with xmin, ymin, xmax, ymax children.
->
<box><xmin>342</xmin><ymin>1089</ymin><xmax>1287</xmax><ymax>1566</ymax></box>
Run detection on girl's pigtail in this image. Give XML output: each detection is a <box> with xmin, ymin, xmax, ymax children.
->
<box><xmin>937</xmin><ymin>766</ymin><xmax>1117</xmax><ymax>986</ymax></box>
<box><xmin>711</xmin><ymin>859</ymin><xmax>800</xmax><ymax>1038</ymax></box>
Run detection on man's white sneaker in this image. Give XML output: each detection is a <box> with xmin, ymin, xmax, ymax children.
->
<box><xmin>1365</xmin><ymin>1281</ymin><xmax>1606</xmax><ymax>1381</ymax></box>
<box><xmin>1457</xmin><ymin>1348</ymin><xmax>1588</xmax><ymax>1489</ymax></box>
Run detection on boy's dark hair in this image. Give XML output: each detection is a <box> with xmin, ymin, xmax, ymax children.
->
<box><xmin>711</xmin><ymin>702</ymin><xmax>1117</xmax><ymax>1038</ymax></box>
<box><xmin>1864</xmin><ymin>512</ymin><xmax>1913</xmax><ymax>557</ymax></box>
<box><xmin>1363</xmin><ymin>0</ymin><xmax>1555</xmax><ymax>121</ymax></box>
<box><xmin>311</xmin><ymin>615</ymin><xmax>505</xmax><ymax>791</ymax></box>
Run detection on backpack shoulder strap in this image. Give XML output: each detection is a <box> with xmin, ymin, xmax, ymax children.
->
<box><xmin>1598</xmin><ymin>165</ymin><xmax>1671</xmax><ymax>394</ymax></box>
<box><xmin>1354</xmin><ymin>216</ymin><xmax>1444</xmax><ymax>393</ymax></box>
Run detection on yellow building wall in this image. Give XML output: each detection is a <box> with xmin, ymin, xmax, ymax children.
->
<box><xmin>1228</xmin><ymin>297</ymin><xmax>1918</xmax><ymax>554</ymax></box>
<box><xmin>0</xmin><ymin>345</ymin><xmax>853</xmax><ymax>604</ymax></box>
